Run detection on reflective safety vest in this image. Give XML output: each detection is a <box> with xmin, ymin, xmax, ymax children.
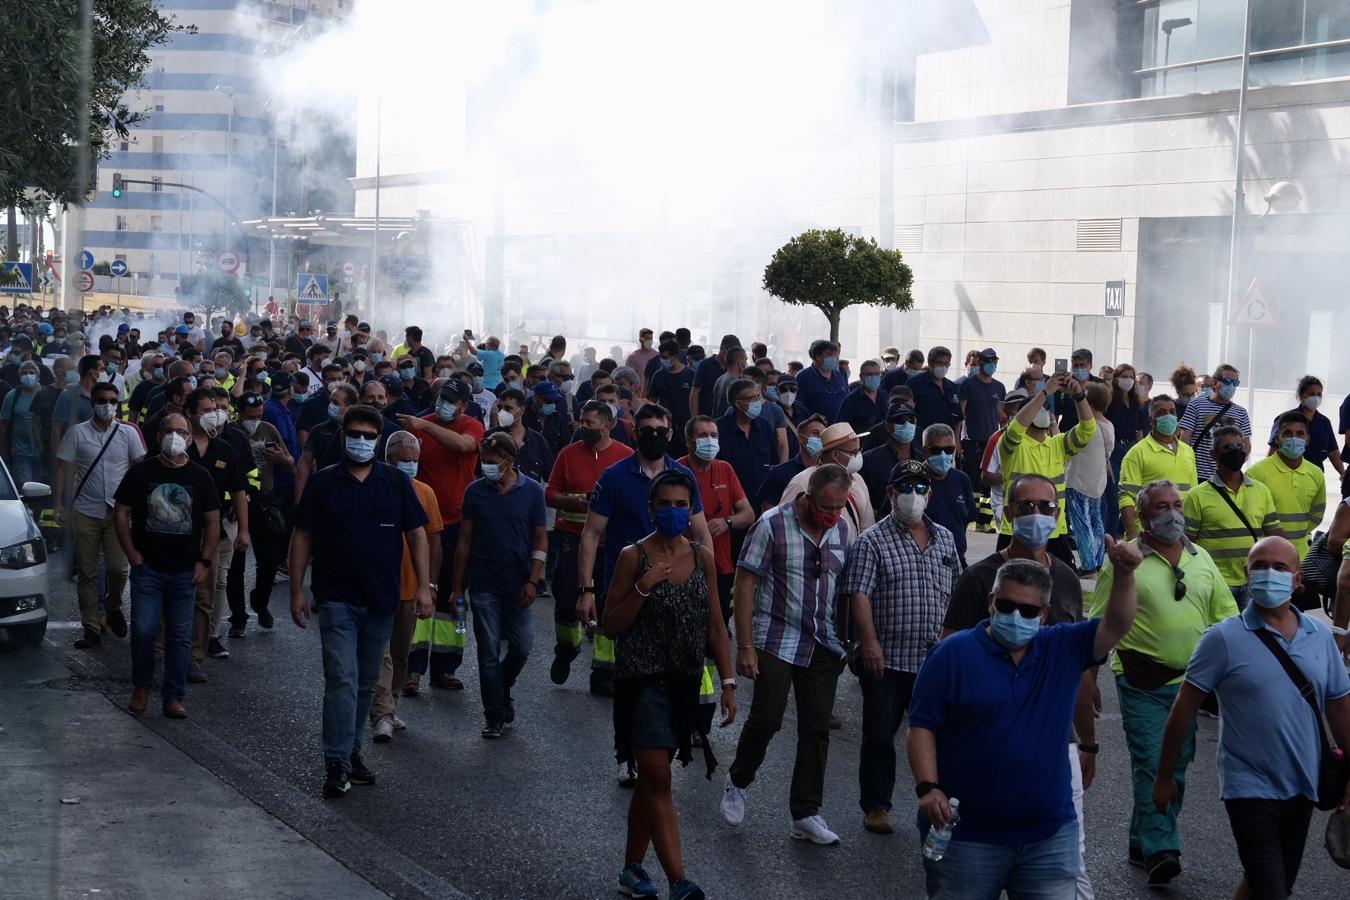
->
<box><xmin>1247</xmin><ymin>454</ymin><xmax>1327</xmax><ymax>560</ymax></box>
<box><xmin>998</xmin><ymin>416</ymin><xmax>1096</xmax><ymax>537</ymax></box>
<box><xmin>1182</xmin><ymin>476</ymin><xmax>1279</xmax><ymax>586</ymax></box>
<box><xmin>1119</xmin><ymin>435</ymin><xmax>1198</xmax><ymax>512</ymax></box>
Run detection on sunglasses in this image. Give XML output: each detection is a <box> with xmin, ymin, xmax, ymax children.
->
<box><xmin>893</xmin><ymin>482</ymin><xmax>930</xmax><ymax>495</ymax></box>
<box><xmin>1172</xmin><ymin>566</ymin><xmax>1187</xmax><ymax>601</ymax></box>
<box><xmin>1010</xmin><ymin>500</ymin><xmax>1058</xmax><ymax>516</ymax></box>
<box><xmin>994</xmin><ymin>597</ymin><xmax>1043</xmax><ymax>619</ymax></box>
<box><xmin>1220</xmin><ymin>377</ymin><xmax>1240</xmax><ymax>386</ymax></box>
<box><xmin>927</xmin><ymin>447</ymin><xmax>955</xmax><ymax>456</ymax></box>
<box><xmin>345</xmin><ymin>430</ymin><xmax>379</xmax><ymax>441</ymax></box>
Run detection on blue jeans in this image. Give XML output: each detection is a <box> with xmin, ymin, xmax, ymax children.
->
<box><xmin>129</xmin><ymin>562</ymin><xmax>196</xmax><ymax>702</ymax></box>
<box><xmin>470</xmin><ymin>591</ymin><xmax>535</xmax><ymax>724</ymax></box>
<box><xmin>923</xmin><ymin>820</ymin><xmax>1080</xmax><ymax>899</ymax></box>
<box><xmin>858</xmin><ymin>668</ymin><xmax>917</xmax><ymax>813</ymax></box>
<box><xmin>319</xmin><ymin>602</ymin><xmax>396</xmax><ymax>769</ymax></box>
<box><xmin>1066</xmin><ymin>488</ymin><xmax>1105</xmax><ymax>572</ymax></box>
<box><xmin>11</xmin><ymin>453</ymin><xmax>38</xmax><ymax>487</ymax></box>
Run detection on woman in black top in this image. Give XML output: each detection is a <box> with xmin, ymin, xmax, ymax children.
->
<box><xmin>1102</xmin><ymin>363</ymin><xmax>1149</xmax><ymax>536</ymax></box>
<box><xmin>603</xmin><ymin>471</ymin><xmax>736</xmax><ymax>900</ymax></box>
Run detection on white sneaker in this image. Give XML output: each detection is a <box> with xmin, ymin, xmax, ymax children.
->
<box><xmin>791</xmin><ymin>815</ymin><xmax>840</xmax><ymax>845</ymax></box>
<box><xmin>721</xmin><ymin>777</ymin><xmax>747</xmax><ymax>826</ymax></box>
<box><xmin>391</xmin><ymin>716</ymin><xmax>407</xmax><ymax>731</ymax></box>
<box><xmin>616</xmin><ymin>761</ymin><xmax>637</xmax><ymax>787</ymax></box>
<box><xmin>371</xmin><ymin>718</ymin><xmax>394</xmax><ymax>743</ymax></box>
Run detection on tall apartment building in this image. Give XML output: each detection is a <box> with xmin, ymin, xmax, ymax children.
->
<box><xmin>82</xmin><ymin>0</ymin><xmax>351</xmax><ymax>293</ymax></box>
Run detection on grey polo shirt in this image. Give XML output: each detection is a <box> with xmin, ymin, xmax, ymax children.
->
<box><xmin>57</xmin><ymin>419</ymin><xmax>147</xmax><ymax>519</ymax></box>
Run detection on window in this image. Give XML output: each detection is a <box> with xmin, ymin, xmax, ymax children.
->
<box><xmin>152</xmin><ymin>135</ymin><xmax>163</xmax><ymax>153</ymax></box>
<box><xmin>118</xmin><ymin>141</ymin><xmax>129</xmax><ymax>152</ymax></box>
<box><xmin>153</xmin><ymin>95</ymin><xmax>165</xmax><ymax>112</ymax></box>
<box><xmin>150</xmin><ymin>216</ymin><xmax>163</xmax><ymax>232</ymax></box>
<box><xmin>115</xmin><ymin>216</ymin><xmax>128</xmax><ymax>231</ymax></box>
<box><xmin>151</xmin><ymin>176</ymin><xmax>163</xmax><ymax>192</ymax></box>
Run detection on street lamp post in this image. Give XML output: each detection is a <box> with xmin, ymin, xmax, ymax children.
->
<box><xmin>1160</xmin><ymin>17</ymin><xmax>1193</xmax><ymax>95</ymax></box>
<box><xmin>213</xmin><ymin>84</ymin><xmax>236</xmax><ymax>252</ymax></box>
<box><xmin>369</xmin><ymin>93</ymin><xmax>382</xmax><ymax>326</ymax></box>
<box><xmin>1220</xmin><ymin>0</ymin><xmax>1255</xmax><ymax>367</ymax></box>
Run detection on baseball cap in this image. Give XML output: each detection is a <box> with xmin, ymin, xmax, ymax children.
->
<box><xmin>37</xmin><ymin>323</ymin><xmax>53</xmax><ymax>336</ymax></box>
<box><xmin>978</xmin><ymin>347</ymin><xmax>999</xmax><ymax>361</ymax></box>
<box><xmin>269</xmin><ymin>371</ymin><xmax>293</xmax><ymax>392</ymax></box>
<box><xmin>886</xmin><ymin>401</ymin><xmax>917</xmax><ymax>421</ymax></box>
<box><xmin>239</xmin><ymin>392</ymin><xmax>265</xmax><ymax>409</ymax></box>
<box><xmin>888</xmin><ymin>459</ymin><xmax>931</xmax><ymax>486</ymax></box>
<box><xmin>1004</xmin><ymin>388</ymin><xmax>1030</xmax><ymax>404</ymax></box>
<box><xmin>465</xmin><ymin>360</ymin><xmax>484</xmax><ymax>377</ymax></box>
<box><xmin>117</xmin><ymin>323</ymin><xmax>129</xmax><ymax>333</ymax></box>
<box><xmin>532</xmin><ymin>381</ymin><xmax>563</xmax><ymax>402</ymax></box>
<box><xmin>379</xmin><ymin>374</ymin><xmax>402</xmax><ymax>394</ymax></box>
<box><xmin>439</xmin><ymin>379</ymin><xmax>472</xmax><ymax>403</ymax></box>
<box><xmin>175</xmin><ymin>324</ymin><xmax>190</xmax><ymax>335</ymax></box>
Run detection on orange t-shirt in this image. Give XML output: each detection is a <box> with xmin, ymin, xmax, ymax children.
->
<box><xmin>400</xmin><ymin>479</ymin><xmax>444</xmax><ymax>601</ymax></box>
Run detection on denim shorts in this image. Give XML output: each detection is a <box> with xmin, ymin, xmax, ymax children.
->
<box><xmin>629</xmin><ymin>683</ymin><xmax>677</xmax><ymax>751</ymax></box>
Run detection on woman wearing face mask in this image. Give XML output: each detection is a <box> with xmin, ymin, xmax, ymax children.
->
<box><xmin>603</xmin><ymin>470</ymin><xmax>735</xmax><ymax>900</ymax></box>
<box><xmin>1262</xmin><ymin>375</ymin><xmax>1344</xmax><ymax>477</ymax></box>
<box><xmin>1168</xmin><ymin>365</ymin><xmax>1200</xmax><ymax>422</ymax></box>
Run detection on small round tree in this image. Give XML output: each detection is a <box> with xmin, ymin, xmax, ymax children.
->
<box><xmin>762</xmin><ymin>228</ymin><xmax>914</xmax><ymax>343</ymax></box>
<box><xmin>178</xmin><ymin>271</ymin><xmax>248</xmax><ymax>320</ymax></box>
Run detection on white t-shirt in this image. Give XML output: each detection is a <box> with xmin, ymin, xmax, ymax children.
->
<box><xmin>778</xmin><ymin>468</ymin><xmax>875</xmax><ymax>546</ymax></box>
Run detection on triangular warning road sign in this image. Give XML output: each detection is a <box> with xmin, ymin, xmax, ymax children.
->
<box><xmin>4</xmin><ymin>263</ymin><xmax>31</xmax><ymax>290</ymax></box>
<box><xmin>1230</xmin><ymin>278</ymin><xmax>1276</xmax><ymax>328</ymax></box>
<box><xmin>299</xmin><ymin>276</ymin><xmax>325</xmax><ymax>301</ymax></box>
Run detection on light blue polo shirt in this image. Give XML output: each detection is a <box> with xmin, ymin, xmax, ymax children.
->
<box><xmin>1185</xmin><ymin>604</ymin><xmax>1350</xmax><ymax>801</ymax></box>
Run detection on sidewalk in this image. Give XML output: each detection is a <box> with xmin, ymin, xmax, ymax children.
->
<box><xmin>0</xmin><ymin>686</ymin><xmax>385</xmax><ymax>899</ymax></box>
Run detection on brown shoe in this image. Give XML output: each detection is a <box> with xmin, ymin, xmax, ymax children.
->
<box><xmin>430</xmin><ymin>674</ymin><xmax>464</xmax><ymax>691</ymax></box>
<box><xmin>162</xmin><ymin>699</ymin><xmax>188</xmax><ymax>720</ymax></box>
<box><xmin>863</xmin><ymin>810</ymin><xmax>894</xmax><ymax>834</ymax></box>
<box><xmin>829</xmin><ymin>713</ymin><xmax>842</xmax><ymax>730</ymax></box>
<box><xmin>128</xmin><ymin>688</ymin><xmax>150</xmax><ymax>716</ymax></box>
<box><xmin>401</xmin><ymin>675</ymin><xmax>421</xmax><ymax>697</ymax></box>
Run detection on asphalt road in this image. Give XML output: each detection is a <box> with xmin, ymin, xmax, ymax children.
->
<box><xmin>7</xmin><ymin>534</ymin><xmax>1350</xmax><ymax>899</ymax></box>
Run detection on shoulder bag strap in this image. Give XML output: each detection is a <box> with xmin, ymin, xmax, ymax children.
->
<box><xmin>1191</xmin><ymin>401</ymin><xmax>1233</xmax><ymax>449</ymax></box>
<box><xmin>1252</xmin><ymin>627</ymin><xmax>1334</xmax><ymax>752</ymax></box>
<box><xmin>1208</xmin><ymin>480</ymin><xmax>1260</xmax><ymax>542</ymax></box>
<box><xmin>72</xmin><ymin>422</ymin><xmax>120</xmax><ymax>503</ymax></box>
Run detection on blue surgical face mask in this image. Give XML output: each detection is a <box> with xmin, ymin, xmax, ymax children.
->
<box><xmin>1013</xmin><ymin>513</ymin><xmax>1056</xmax><ymax>549</ymax></box>
<box><xmin>766</xmin><ymin>385</ymin><xmax>778</xmax><ymax>401</ymax></box>
<box><xmin>1155</xmin><ymin>414</ymin><xmax>1179</xmax><ymax>436</ymax></box>
<box><xmin>154</xmin><ymin>367</ymin><xmax>165</xmax><ymax>379</ymax></box>
<box><xmin>804</xmin><ymin>435</ymin><xmax>823</xmax><ymax>457</ymax></box>
<box><xmin>744</xmin><ymin>399</ymin><xmax>764</xmax><ymax>419</ymax></box>
<box><xmin>106</xmin><ymin>362</ymin><xmax>119</xmax><ymax>375</ymax></box>
<box><xmin>371</xmin><ymin>353</ymin><xmax>384</xmax><ymax>363</ymax></box>
<box><xmin>1219</xmin><ymin>381</ymin><xmax>1237</xmax><ymax>401</ymax></box>
<box><xmin>1034</xmin><ymin>379</ymin><xmax>1048</xmax><ymax>394</ymax></box>
<box><xmin>1280</xmin><ymin>437</ymin><xmax>1307</xmax><ymax>459</ymax></box>
<box><xmin>927</xmin><ymin>450</ymin><xmax>955</xmax><ymax>476</ymax></box>
<box><xmin>822</xmin><ymin>355</ymin><xmax>839</xmax><ymax>371</ymax></box>
<box><xmin>64</xmin><ymin>370</ymin><xmax>79</xmax><ymax>386</ymax></box>
<box><xmin>541</xmin><ymin>402</ymin><xmax>557</xmax><ymax>417</ymax></box>
<box><xmin>19</xmin><ymin>373</ymin><xmax>37</xmax><ymax>388</ymax></box>
<box><xmin>436</xmin><ymin>400</ymin><xmax>459</xmax><ymax>422</ymax></box>
<box><xmin>1248</xmin><ymin>567</ymin><xmax>1294</xmax><ymax>609</ymax></box>
<box><xmin>653</xmin><ymin>505</ymin><xmax>691</xmax><ymax>537</ymax></box>
<box><xmin>327</xmin><ymin>402</ymin><xmax>340</xmax><ymax>421</ymax></box>
<box><xmin>990</xmin><ymin>609</ymin><xmax>1042</xmax><ymax>650</ymax></box>
<box><xmin>399</xmin><ymin>367</ymin><xmax>415</xmax><ymax>381</ymax></box>
<box><xmin>1072</xmin><ymin>367</ymin><xmax>1089</xmax><ymax>382</ymax></box>
<box><xmin>981</xmin><ymin>362</ymin><xmax>997</xmax><ymax>377</ymax></box>
<box><xmin>659</xmin><ymin>357</ymin><xmax>674</xmax><ymax>370</ymax></box>
<box><xmin>344</xmin><ymin>435</ymin><xmax>375</xmax><ymax>464</ymax></box>
<box><xmin>481</xmin><ymin>462</ymin><xmax>503</xmax><ymax>482</ymax></box>
<box><xmin>967</xmin><ymin>365</ymin><xmax>978</xmax><ymax>377</ymax></box>
<box><xmin>891</xmin><ymin>422</ymin><xmax>916</xmax><ymax>444</ymax></box>
<box><xmin>863</xmin><ymin>374</ymin><xmax>881</xmax><ymax>391</ymax></box>
<box><xmin>694</xmin><ymin>436</ymin><xmax>719</xmax><ymax>461</ymax></box>
<box><xmin>396</xmin><ymin>460</ymin><xmax>418</xmax><ymax>479</ymax></box>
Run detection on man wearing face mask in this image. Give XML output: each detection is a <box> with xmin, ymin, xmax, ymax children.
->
<box><xmin>1177</xmin><ymin>364</ymin><xmax>1252</xmax><ymax>483</ymax></box>
<box><xmin>56</xmin><ymin>382</ymin><xmax>147</xmax><ymax>649</ymax></box>
<box><xmin>52</xmin><ymin>355</ymin><xmax>101</xmax><ymax>450</ymax></box>
<box><xmin>721</xmin><ymin>464</ymin><xmax>850</xmax><ymax>844</ymax></box>
<box><xmin>0</xmin><ymin>360</ymin><xmax>46</xmax><ymax>485</ymax></box>
<box><xmin>757</xmin><ymin>414</ymin><xmax>827</xmax><ymax>514</ymax></box>
<box><xmin>1153</xmin><ymin>537</ymin><xmax>1350</xmax><ymax>900</ymax></box>
<box><xmin>837</xmin><ymin>359</ymin><xmax>887</xmax><ymax>436</ymax></box>
<box><xmin>795</xmin><ymin>339</ymin><xmax>849</xmax><ymax>422</ymax></box>
<box><xmin>114</xmin><ymin>413</ymin><xmax>221</xmax><ymax>719</ymax></box>
<box><xmin>397</xmin><ymin>379</ymin><xmax>483</xmax><ymax>693</ymax></box>
<box><xmin>547</xmin><ymin>360</ymin><xmax>580</xmax><ymax>422</ymax></box>
<box><xmin>522</xmin><ymin>380</ymin><xmax>571</xmax><ymax>458</ymax></box>
<box><xmin>1055</xmin><ymin>348</ymin><xmax>1107</xmax><ymax>433</ymax></box>
<box><xmin>844</xmin><ymin>460</ymin><xmax>961</xmax><ymax>835</ymax></box>
<box><xmin>545</xmin><ymin>400</ymin><xmax>632</xmax><ymax>698</ymax></box>
<box><xmin>714</xmin><ymin>378</ymin><xmax>775</xmax><ymax>507</ymax></box>
<box><xmin>680</xmin><ymin>416</ymin><xmax>754</xmax><ymax>621</ymax></box>
<box><xmin>590</xmin><ymin>383</ymin><xmax>633</xmax><ymax>448</ymax></box>
<box><xmin>1249</xmin><ymin>413</ymin><xmax>1327</xmax><ymax>565</ymax></box>
<box><xmin>958</xmin><ymin>348</ymin><xmax>1006</xmax><ymax>527</ymax></box>
<box><xmin>453</xmin><ymin>432</ymin><xmax>547</xmax><ymax>737</ymax></box>
<box><xmin>780</xmin><ymin>422</ymin><xmax>875</xmax><ymax>545</ymax></box>
<box><xmin>296</xmin><ymin>383</ymin><xmax>360</xmax><ymax>499</ymax></box>
<box><xmin>1090</xmin><ymin>480</ymin><xmax>1237</xmax><ymax>886</ymax></box>
<box><xmin>860</xmin><ymin>401</ymin><xmax>924</xmax><ymax>516</ymax></box>
<box><xmin>226</xmin><ymin>393</ymin><xmax>292</xmax><ymax>637</ymax></box>
<box><xmin>183</xmin><ymin>388</ymin><xmax>249</xmax><ymax>675</ymax></box>
<box><xmin>909</xmin><ymin>545</ymin><xmax>1140</xmax><ymax>900</ymax></box>
<box><xmin>1183</xmin><ymin>425</ymin><xmax>1281</xmax><ymax>609</ymax></box>
<box><xmin>487</xmin><ymin>388</ymin><xmax>554</xmax><ymax>483</ymax></box>
<box><xmin>896</xmin><ymin>346</ymin><xmax>960</xmax><ymax>438</ymax></box>
<box><xmin>1120</xmin><ymin>395</ymin><xmax>1198</xmax><ymax>540</ymax></box>
<box><xmin>289</xmin><ymin>405</ymin><xmax>432</xmax><ymax>798</ymax></box>
<box><xmin>918</xmin><ymin>424</ymin><xmax>977</xmax><ymax>569</ymax></box>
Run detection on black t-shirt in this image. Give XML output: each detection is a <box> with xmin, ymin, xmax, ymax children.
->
<box><xmin>114</xmin><ymin>456</ymin><xmax>221</xmax><ymax>573</ymax></box>
<box><xmin>692</xmin><ymin>357</ymin><xmax>726</xmax><ymax>417</ymax></box>
<box><xmin>187</xmin><ymin>436</ymin><xmax>247</xmax><ymax>517</ymax></box>
<box><xmin>942</xmin><ymin>550</ymin><xmax>1083</xmax><ymax>632</ymax></box>
<box><xmin>128</xmin><ymin>378</ymin><xmax>161</xmax><ymax>416</ymax></box>
<box><xmin>0</xmin><ymin>359</ymin><xmax>53</xmax><ymax>388</ymax></box>
<box><xmin>30</xmin><ymin>385</ymin><xmax>60</xmax><ymax>445</ymax></box>
<box><xmin>648</xmin><ymin>366</ymin><xmax>696</xmax><ymax>428</ymax></box>
<box><xmin>210</xmin><ymin>336</ymin><xmax>245</xmax><ymax>355</ymax></box>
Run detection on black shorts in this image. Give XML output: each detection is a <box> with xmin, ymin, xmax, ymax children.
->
<box><xmin>1224</xmin><ymin>796</ymin><xmax>1314</xmax><ymax>900</ymax></box>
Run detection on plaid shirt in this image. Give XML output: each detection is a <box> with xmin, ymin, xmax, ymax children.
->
<box><xmin>842</xmin><ymin>515</ymin><xmax>962</xmax><ymax>673</ymax></box>
<box><xmin>738</xmin><ymin>499</ymin><xmax>848</xmax><ymax>667</ymax></box>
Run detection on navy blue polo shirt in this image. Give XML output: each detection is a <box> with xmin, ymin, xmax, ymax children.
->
<box><xmin>926</xmin><ymin>468</ymin><xmax>977</xmax><ymax>560</ymax></box>
<box><xmin>756</xmin><ymin>456</ymin><xmax>806</xmax><ymax>509</ymax></box>
<box><xmin>838</xmin><ymin>387</ymin><xmax>887</xmax><ymax>436</ymax></box>
<box><xmin>795</xmin><ymin>365</ymin><xmax>850</xmax><ymax>422</ymax></box>
<box><xmin>715</xmin><ymin>409</ymin><xmax>774</xmax><ymax>501</ymax></box>
<box><xmin>908</xmin><ymin>618</ymin><xmax>1101</xmax><ymax>845</ymax></box>
<box><xmin>906</xmin><ymin>373</ymin><xmax>961</xmax><ymax>433</ymax></box>
<box><xmin>1267</xmin><ymin>409</ymin><xmax>1337</xmax><ymax>469</ymax></box>
<box><xmin>591</xmin><ymin>454</ymin><xmax>703</xmax><ymax>581</ymax></box>
<box><xmin>294</xmin><ymin>461</ymin><xmax>429</xmax><ymax>613</ymax></box>
<box><xmin>460</xmin><ymin>475</ymin><xmax>547</xmax><ymax>597</ymax></box>
<box><xmin>859</xmin><ymin>442</ymin><xmax>925</xmax><ymax>515</ymax></box>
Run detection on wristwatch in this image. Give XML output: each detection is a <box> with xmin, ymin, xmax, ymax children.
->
<box><xmin>915</xmin><ymin>781</ymin><xmax>943</xmax><ymax>799</ymax></box>
<box><xmin>580</xmin><ymin>585</ymin><xmax>595</xmax><ymax>595</ymax></box>
<box><xmin>723</xmin><ymin>516</ymin><xmax>733</xmax><ymax>528</ymax></box>
<box><xmin>1078</xmin><ymin>742</ymin><xmax>1100</xmax><ymax>754</ymax></box>
<box><xmin>197</xmin><ymin>558</ymin><xmax>212</xmax><ymax>568</ymax></box>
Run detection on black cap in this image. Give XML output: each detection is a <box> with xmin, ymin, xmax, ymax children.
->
<box><xmin>270</xmin><ymin>371</ymin><xmax>293</xmax><ymax>392</ymax></box>
<box><xmin>888</xmin><ymin>459</ymin><xmax>931</xmax><ymax>486</ymax></box>
<box><xmin>886</xmin><ymin>401</ymin><xmax>916</xmax><ymax>421</ymax></box>
<box><xmin>439</xmin><ymin>379</ymin><xmax>472</xmax><ymax>403</ymax></box>
<box><xmin>465</xmin><ymin>360</ymin><xmax>484</xmax><ymax>377</ymax></box>
<box><xmin>978</xmin><ymin>348</ymin><xmax>998</xmax><ymax>361</ymax></box>
<box><xmin>379</xmin><ymin>374</ymin><xmax>402</xmax><ymax>394</ymax></box>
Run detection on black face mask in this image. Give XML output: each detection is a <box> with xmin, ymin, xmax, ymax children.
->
<box><xmin>579</xmin><ymin>426</ymin><xmax>603</xmax><ymax>446</ymax></box>
<box><xmin>1217</xmin><ymin>447</ymin><xmax>1248</xmax><ymax>472</ymax></box>
<box><xmin>636</xmin><ymin>429</ymin><xmax>669</xmax><ymax>461</ymax></box>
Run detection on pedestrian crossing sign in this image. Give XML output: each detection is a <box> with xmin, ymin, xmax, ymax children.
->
<box><xmin>0</xmin><ymin>261</ymin><xmax>34</xmax><ymax>295</ymax></box>
<box><xmin>1230</xmin><ymin>277</ymin><xmax>1276</xmax><ymax>328</ymax></box>
<box><xmin>297</xmin><ymin>273</ymin><xmax>329</xmax><ymax>305</ymax></box>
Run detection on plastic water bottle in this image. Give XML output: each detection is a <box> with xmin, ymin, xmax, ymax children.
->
<box><xmin>921</xmin><ymin>798</ymin><xmax>960</xmax><ymax>861</ymax></box>
<box><xmin>454</xmin><ymin>596</ymin><xmax>467</xmax><ymax>635</ymax></box>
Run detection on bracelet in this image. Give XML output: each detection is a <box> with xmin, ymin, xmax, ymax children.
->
<box><xmin>634</xmin><ymin>583</ymin><xmax>651</xmax><ymax>597</ymax></box>
<box><xmin>1078</xmin><ymin>742</ymin><xmax>1099</xmax><ymax>754</ymax></box>
<box><xmin>580</xmin><ymin>585</ymin><xmax>595</xmax><ymax>595</ymax></box>
<box><xmin>915</xmin><ymin>781</ymin><xmax>943</xmax><ymax>799</ymax></box>
<box><xmin>736</xmin><ymin>644</ymin><xmax>753</xmax><ymax>651</ymax></box>
<box><xmin>721</xmin><ymin>678</ymin><xmax>737</xmax><ymax>689</ymax></box>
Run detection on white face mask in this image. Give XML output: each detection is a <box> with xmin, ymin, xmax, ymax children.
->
<box><xmin>496</xmin><ymin>409</ymin><xmax>516</xmax><ymax>429</ymax></box>
<box><xmin>353</xmin><ymin>360</ymin><xmax>367</xmax><ymax>372</ymax></box>
<box><xmin>1303</xmin><ymin>395</ymin><xmax>1322</xmax><ymax>410</ymax></box>
<box><xmin>438</xmin><ymin>367</ymin><xmax>454</xmax><ymax>380</ymax></box>
<box><xmin>1032</xmin><ymin>408</ymin><xmax>1053</xmax><ymax>430</ymax></box>
<box><xmin>93</xmin><ymin>402</ymin><xmax>118</xmax><ymax>422</ymax></box>
<box><xmin>241</xmin><ymin>418</ymin><xmax>262</xmax><ymax>435</ymax></box>
<box><xmin>843</xmin><ymin>452</ymin><xmax>863</xmax><ymax>475</ymax></box>
<box><xmin>161</xmin><ymin>433</ymin><xmax>187</xmax><ymax>457</ymax></box>
<box><xmin>892</xmin><ymin>492</ymin><xmax>927</xmax><ymax>525</ymax></box>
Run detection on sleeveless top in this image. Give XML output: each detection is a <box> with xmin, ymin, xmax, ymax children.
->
<box><xmin>616</xmin><ymin>540</ymin><xmax>709</xmax><ymax>679</ymax></box>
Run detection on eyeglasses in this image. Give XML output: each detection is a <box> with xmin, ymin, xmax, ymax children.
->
<box><xmin>1172</xmin><ymin>566</ymin><xmax>1187</xmax><ymax>601</ymax></box>
<box><xmin>1010</xmin><ymin>500</ymin><xmax>1058</xmax><ymax>516</ymax></box>
<box><xmin>994</xmin><ymin>597</ymin><xmax>1043</xmax><ymax>619</ymax></box>
<box><xmin>890</xmin><ymin>416</ymin><xmax>917</xmax><ymax>425</ymax></box>
<box><xmin>893</xmin><ymin>482</ymin><xmax>930</xmax><ymax>495</ymax></box>
<box><xmin>1220</xmin><ymin>377</ymin><xmax>1241</xmax><ymax>387</ymax></box>
<box><xmin>345</xmin><ymin>430</ymin><xmax>379</xmax><ymax>441</ymax></box>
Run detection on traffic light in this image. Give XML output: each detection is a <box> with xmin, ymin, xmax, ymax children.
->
<box><xmin>111</xmin><ymin>173</ymin><xmax>123</xmax><ymax>198</ymax></box>
<box><xmin>243</xmin><ymin>287</ymin><xmax>252</xmax><ymax>298</ymax></box>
